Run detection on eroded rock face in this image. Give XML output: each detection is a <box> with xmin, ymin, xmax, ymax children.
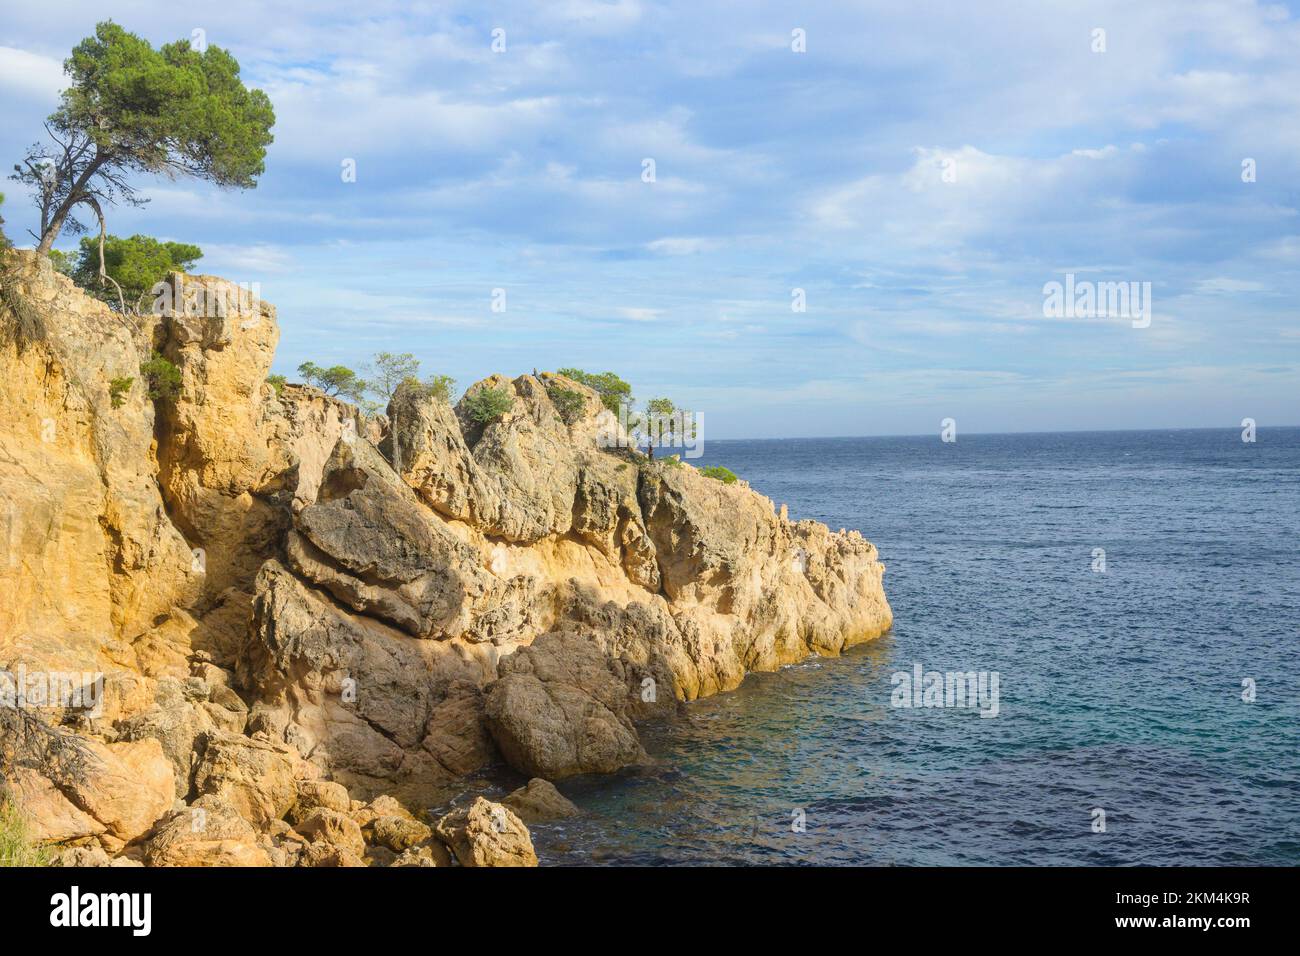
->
<box><xmin>485</xmin><ymin>631</ymin><xmax>648</xmax><ymax>779</ymax></box>
<box><xmin>0</xmin><ymin>254</ymin><xmax>198</xmax><ymax>709</ymax></box>
<box><xmin>191</xmin><ymin>729</ymin><xmax>303</xmax><ymax>828</ymax></box>
<box><xmin>0</xmin><ymin>252</ymin><xmax>891</xmax><ymax>863</ymax></box>
<box><xmin>240</xmin><ymin>559</ymin><xmax>494</xmax><ymax>802</ymax></box>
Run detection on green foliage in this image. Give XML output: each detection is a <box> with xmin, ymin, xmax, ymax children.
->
<box><xmin>547</xmin><ymin>385</ymin><xmax>587</xmax><ymax>425</ymax></box>
<box><xmin>701</xmin><ymin>465</ymin><xmax>738</xmax><ymax>485</ymax></box>
<box><xmin>59</xmin><ymin>23</ymin><xmax>274</xmax><ymax>185</ymax></box>
<box><xmin>140</xmin><ymin>351</ymin><xmax>181</xmax><ymax>400</ymax></box>
<box><xmin>645</xmin><ymin>397</ymin><xmax>675</xmax><ymax>418</ymax></box>
<box><xmin>424</xmin><ymin>374</ymin><xmax>456</xmax><ymax>403</ymax></box>
<box><xmin>266</xmin><ymin>373</ymin><xmax>286</xmax><ymax>395</ymax></box>
<box><xmin>47</xmin><ymin>249</ymin><xmax>73</xmax><ymax>275</ymax></box>
<box><xmin>463</xmin><ymin>385</ymin><xmax>514</xmax><ymax>424</ymax></box>
<box><xmin>397</xmin><ymin>373</ymin><xmax>456</xmax><ymax>404</ymax></box>
<box><xmin>366</xmin><ymin>352</ymin><xmax>421</xmax><ymax>402</ymax></box>
<box><xmin>0</xmin><ymin>799</ymin><xmax>50</xmax><ymax>867</ymax></box>
<box><xmin>297</xmin><ymin>361</ymin><xmax>366</xmax><ymax>402</ymax></box>
<box><xmin>557</xmin><ymin>368</ymin><xmax>632</xmax><ymax>415</ymax></box>
<box><xmin>643</xmin><ymin>396</ymin><xmax>676</xmax><ymax>440</ymax></box>
<box><xmin>14</xmin><ymin>21</ymin><xmax>275</xmax><ymax>252</ymax></box>
<box><xmin>108</xmin><ymin>376</ymin><xmax>133</xmax><ymax>407</ymax></box>
<box><xmin>71</xmin><ymin>234</ymin><xmax>202</xmax><ymax>310</ymax></box>
<box><xmin>0</xmin><ymin>193</ymin><xmax>8</xmax><ymax>250</ymax></box>
<box><xmin>61</xmin><ymin>20</ymin><xmax>271</xmax><ymax>179</ymax></box>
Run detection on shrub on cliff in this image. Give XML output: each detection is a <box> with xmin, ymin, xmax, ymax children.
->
<box><xmin>140</xmin><ymin>351</ymin><xmax>181</xmax><ymax>401</ymax></box>
<box><xmin>396</xmin><ymin>374</ymin><xmax>456</xmax><ymax>404</ymax></box>
<box><xmin>464</xmin><ymin>386</ymin><xmax>513</xmax><ymax>424</ymax></box>
<box><xmin>423</xmin><ymin>375</ymin><xmax>456</xmax><ymax>403</ymax></box>
<box><xmin>362</xmin><ymin>352</ymin><xmax>457</xmax><ymax>411</ymax></box>
<box><xmin>109</xmin><ymin>376</ymin><xmax>133</xmax><ymax>407</ymax></box>
<box><xmin>547</xmin><ymin>385</ymin><xmax>587</xmax><ymax>425</ymax></box>
<box><xmin>701</xmin><ymin>465</ymin><xmax>738</xmax><ymax>485</ymax></box>
<box><xmin>366</xmin><ymin>352</ymin><xmax>420</xmax><ymax>403</ymax></box>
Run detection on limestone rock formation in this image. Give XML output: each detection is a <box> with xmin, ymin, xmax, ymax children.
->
<box><xmin>0</xmin><ymin>250</ymin><xmax>891</xmax><ymax>865</ymax></box>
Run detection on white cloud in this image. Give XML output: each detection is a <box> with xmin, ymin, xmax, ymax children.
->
<box><xmin>0</xmin><ymin>46</ymin><xmax>64</xmax><ymax>98</ymax></box>
<box><xmin>200</xmin><ymin>243</ymin><xmax>296</xmax><ymax>275</ymax></box>
<box><xmin>1194</xmin><ymin>277</ymin><xmax>1267</xmax><ymax>294</ymax></box>
<box><xmin>645</xmin><ymin>237</ymin><xmax>716</xmax><ymax>256</ymax></box>
<box><xmin>616</xmin><ymin>307</ymin><xmax>661</xmax><ymax>321</ymax></box>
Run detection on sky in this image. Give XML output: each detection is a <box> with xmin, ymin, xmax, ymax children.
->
<box><xmin>1</xmin><ymin>0</ymin><xmax>1297</xmax><ymax>438</ymax></box>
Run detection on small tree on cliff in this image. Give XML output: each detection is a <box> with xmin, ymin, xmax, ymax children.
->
<box><xmin>366</xmin><ymin>352</ymin><xmax>421</xmax><ymax>404</ymax></box>
<box><xmin>297</xmin><ymin>362</ymin><xmax>367</xmax><ymax>403</ymax></box>
<box><xmin>10</xmin><ymin>21</ymin><xmax>273</xmax><ymax>285</ymax></box>
<box><xmin>70</xmin><ymin>234</ymin><xmax>201</xmax><ymax>312</ymax></box>
<box><xmin>642</xmin><ymin>396</ymin><xmax>676</xmax><ymax>458</ymax></box>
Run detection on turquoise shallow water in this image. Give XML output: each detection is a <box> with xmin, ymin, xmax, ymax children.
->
<box><xmin>512</xmin><ymin>428</ymin><xmax>1300</xmax><ymax>865</ymax></box>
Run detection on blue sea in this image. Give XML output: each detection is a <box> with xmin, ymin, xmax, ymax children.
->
<box><xmin>522</xmin><ymin>428</ymin><xmax>1300</xmax><ymax>865</ymax></box>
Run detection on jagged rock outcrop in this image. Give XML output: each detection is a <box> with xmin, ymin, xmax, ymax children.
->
<box><xmin>0</xmin><ymin>250</ymin><xmax>891</xmax><ymax>864</ymax></box>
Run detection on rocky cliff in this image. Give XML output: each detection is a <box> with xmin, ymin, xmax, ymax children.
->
<box><xmin>0</xmin><ymin>251</ymin><xmax>891</xmax><ymax>866</ymax></box>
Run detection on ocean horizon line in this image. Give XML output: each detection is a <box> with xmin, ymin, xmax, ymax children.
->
<box><xmin>698</xmin><ymin>423</ymin><xmax>1300</xmax><ymax>444</ymax></box>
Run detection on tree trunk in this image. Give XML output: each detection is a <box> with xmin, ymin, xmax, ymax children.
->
<box><xmin>34</xmin><ymin>219</ymin><xmax>63</xmax><ymax>256</ymax></box>
<box><xmin>34</xmin><ymin>152</ymin><xmax>106</xmax><ymax>256</ymax></box>
<box><xmin>84</xmin><ymin>196</ymin><xmax>126</xmax><ymax>313</ymax></box>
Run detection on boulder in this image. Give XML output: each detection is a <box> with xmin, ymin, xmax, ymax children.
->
<box><xmin>502</xmin><ymin>778</ymin><xmax>580</xmax><ymax>824</ymax></box>
<box><xmin>297</xmin><ymin>841</ymin><xmax>367</xmax><ymax>867</ymax></box>
<box><xmin>392</xmin><ymin>842</ymin><xmax>452</xmax><ymax>867</ymax></box>
<box><xmin>288</xmin><ymin>779</ymin><xmax>351</xmax><ymax>823</ymax></box>
<box><xmin>191</xmin><ymin>730</ymin><xmax>300</xmax><ymax>828</ymax></box>
<box><xmin>144</xmin><ymin>795</ymin><xmax>272</xmax><ymax>867</ymax></box>
<box><xmin>114</xmin><ymin>676</ymin><xmax>248</xmax><ymax>797</ymax></box>
<box><xmin>293</xmin><ymin>807</ymin><xmax>365</xmax><ymax>858</ymax></box>
<box><xmin>369</xmin><ymin>814</ymin><xmax>432</xmax><ymax>852</ymax></box>
<box><xmin>434</xmin><ymin>797</ymin><xmax>537</xmax><ymax>867</ymax></box>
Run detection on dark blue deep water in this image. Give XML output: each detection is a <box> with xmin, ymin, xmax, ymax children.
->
<box><xmin>524</xmin><ymin>428</ymin><xmax>1300</xmax><ymax>865</ymax></box>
